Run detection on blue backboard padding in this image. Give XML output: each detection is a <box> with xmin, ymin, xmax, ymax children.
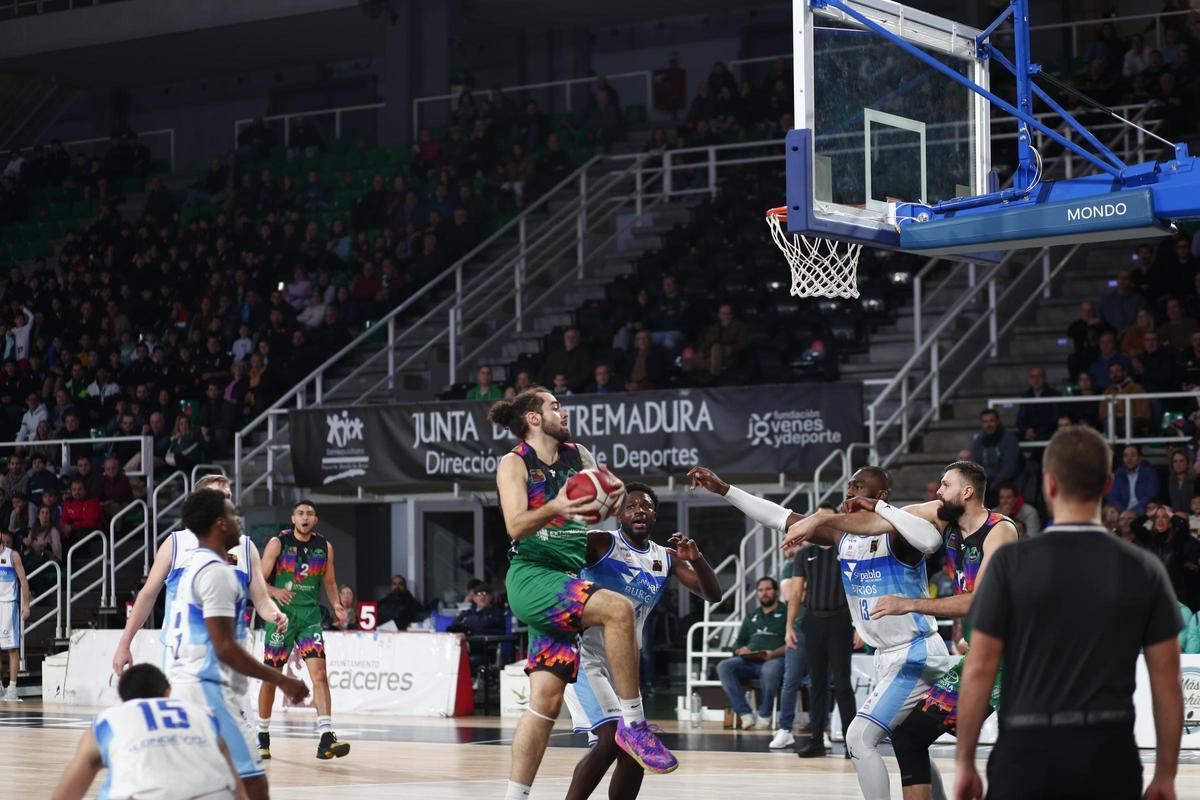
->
<box><xmin>900</xmin><ymin>188</ymin><xmax>1158</xmax><ymax>251</ymax></box>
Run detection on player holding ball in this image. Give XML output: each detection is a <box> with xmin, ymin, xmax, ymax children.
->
<box><xmin>489</xmin><ymin>387</ymin><xmax>678</xmax><ymax>800</ymax></box>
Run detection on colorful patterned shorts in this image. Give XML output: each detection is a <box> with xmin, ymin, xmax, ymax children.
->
<box><xmin>506</xmin><ymin>560</ymin><xmax>598</xmax><ymax>682</ymax></box>
<box><xmin>263</xmin><ymin>606</ymin><xmax>326</xmax><ymax>668</ymax></box>
<box><xmin>916</xmin><ymin>656</ymin><xmax>1002</xmax><ymax>734</ymax></box>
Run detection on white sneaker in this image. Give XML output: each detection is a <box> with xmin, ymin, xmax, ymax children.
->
<box><xmin>769</xmin><ymin>729</ymin><xmax>795</xmax><ymax>749</ymax></box>
<box><xmin>3</xmin><ymin>685</ymin><xmax>18</xmax><ymax>701</ymax></box>
<box><xmin>739</xmin><ymin>713</ymin><xmax>758</xmax><ymax>730</ymax></box>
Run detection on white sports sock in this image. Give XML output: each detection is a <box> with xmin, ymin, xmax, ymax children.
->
<box><xmin>255</xmin><ymin>716</ymin><xmax>270</xmax><ymax>734</ymax></box>
<box><xmin>505</xmin><ymin>780</ymin><xmax>532</xmax><ymax>799</ymax></box>
<box><xmin>316</xmin><ymin>715</ymin><xmax>333</xmax><ymax>734</ymax></box>
<box><xmin>618</xmin><ymin>695</ymin><xmax>645</xmax><ymax>726</ymax></box>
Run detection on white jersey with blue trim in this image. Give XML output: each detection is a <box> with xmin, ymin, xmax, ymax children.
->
<box><xmin>0</xmin><ymin>545</ymin><xmax>16</xmax><ymax>602</ymax></box>
<box><xmin>92</xmin><ymin>697</ymin><xmax>236</xmax><ymax>800</ymax></box>
<box><xmin>162</xmin><ymin>531</ymin><xmax>252</xmax><ymax>645</ymax></box>
<box><xmin>165</xmin><ymin>548</ymin><xmax>249</xmax><ymax>694</ymax></box>
<box><xmin>839</xmin><ymin>532</ymin><xmax>936</xmax><ymax>652</ymax></box>
<box><xmin>577</xmin><ymin>531</ymin><xmax>672</xmax><ymax>664</ymax></box>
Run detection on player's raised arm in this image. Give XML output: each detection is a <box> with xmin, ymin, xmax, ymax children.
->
<box><xmin>50</xmin><ymin>727</ymin><xmax>103</xmax><ymax>800</ymax></box>
<box><xmin>688</xmin><ymin>466</ymin><xmax>802</xmax><ymax>531</ymax></box>
<box><xmin>246</xmin><ymin>540</ymin><xmax>287</xmax><ymax>635</ymax></box>
<box><xmin>666</xmin><ymin>533</ymin><xmax>722</xmax><ymax>603</ymax></box>
<box><xmin>496</xmin><ymin>452</ymin><xmax>592</xmax><ymax>540</ymax></box>
<box><xmin>113</xmin><ymin>535</ymin><xmax>175</xmax><ymax>675</ymax></box>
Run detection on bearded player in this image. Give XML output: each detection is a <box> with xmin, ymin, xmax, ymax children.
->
<box><xmin>490</xmin><ymin>388</ymin><xmax>677</xmax><ymax>800</ymax></box>
<box><xmin>564</xmin><ymin>483</ymin><xmax>722</xmax><ymax>800</ymax></box>
<box><xmin>256</xmin><ymin>499</ymin><xmax>350</xmax><ymax>761</ymax></box>
<box><xmin>691</xmin><ymin>465</ymin><xmax>953</xmax><ymax>800</ymax></box>
<box><xmin>825</xmin><ymin>461</ymin><xmax>1017</xmax><ymax>800</ymax></box>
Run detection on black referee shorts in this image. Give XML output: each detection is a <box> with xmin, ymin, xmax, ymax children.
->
<box><xmin>986</xmin><ymin>726</ymin><xmax>1142</xmax><ymax>800</ymax></box>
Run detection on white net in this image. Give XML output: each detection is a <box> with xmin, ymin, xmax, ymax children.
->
<box><xmin>766</xmin><ymin>208</ymin><xmax>862</xmax><ymax>299</ymax></box>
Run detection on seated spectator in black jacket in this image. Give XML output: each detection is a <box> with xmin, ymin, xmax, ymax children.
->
<box><xmin>540</xmin><ymin>327</ymin><xmax>593</xmax><ymax>392</ymax></box>
<box><xmin>378</xmin><ymin>575</ymin><xmax>425</xmax><ymax>630</ymax></box>
<box><xmin>1016</xmin><ymin>366</ymin><xmax>1060</xmax><ymax>442</ymax></box>
<box><xmin>1178</xmin><ymin>331</ymin><xmax>1200</xmax><ymax>389</ymax></box>
<box><xmin>1066</xmin><ymin>300</ymin><xmax>1114</xmax><ymax>377</ymax></box>
<box><xmin>625</xmin><ymin>329</ymin><xmax>669</xmax><ymax>392</ymax></box>
<box><xmin>452</xmin><ymin>585</ymin><xmax>508</xmax><ymax>668</ymax></box>
<box><xmin>1132</xmin><ymin>329</ymin><xmax>1177</xmax><ymax>391</ymax></box>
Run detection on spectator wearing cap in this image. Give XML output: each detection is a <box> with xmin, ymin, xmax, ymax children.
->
<box><xmin>453</xmin><ymin>583</ymin><xmax>507</xmax><ymax>669</ymax></box>
<box><xmin>1106</xmin><ymin>444</ymin><xmax>1159</xmax><ymax>515</ymax></box>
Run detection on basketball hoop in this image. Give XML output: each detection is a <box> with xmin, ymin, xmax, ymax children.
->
<box><xmin>766</xmin><ymin>207</ymin><xmax>862</xmax><ymax>299</ymax></box>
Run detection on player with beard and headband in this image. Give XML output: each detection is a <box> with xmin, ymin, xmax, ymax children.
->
<box><xmin>564</xmin><ymin>483</ymin><xmax>722</xmax><ymax>800</ymax></box>
<box><xmin>693</xmin><ymin>464</ymin><xmax>951</xmax><ymax>800</ymax></box>
<box><xmin>490</xmin><ymin>389</ymin><xmax>679</xmax><ymax>800</ymax></box>
<box><xmin>812</xmin><ymin>461</ymin><xmax>1018</xmax><ymax>800</ymax></box>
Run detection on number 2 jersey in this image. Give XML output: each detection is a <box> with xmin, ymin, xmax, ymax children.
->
<box><xmin>269</xmin><ymin>529</ymin><xmax>329</xmax><ymax>612</ymax></box>
<box><xmin>92</xmin><ymin>697</ymin><xmax>236</xmax><ymax>800</ymax></box>
<box><xmin>839</xmin><ymin>531</ymin><xmax>937</xmax><ymax>651</ymax></box>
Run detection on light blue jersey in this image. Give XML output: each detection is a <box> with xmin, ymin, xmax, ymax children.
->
<box><xmin>564</xmin><ymin>531</ymin><xmax>672</xmax><ymax>733</ymax></box>
<box><xmin>92</xmin><ymin>697</ymin><xmax>236</xmax><ymax>799</ymax></box>
<box><xmin>0</xmin><ymin>545</ymin><xmax>18</xmax><ymax>651</ymax></box>
<box><xmin>162</xmin><ymin>531</ymin><xmax>252</xmax><ymax>647</ymax></box>
<box><xmin>839</xmin><ymin>531</ymin><xmax>936</xmax><ymax>651</ymax></box>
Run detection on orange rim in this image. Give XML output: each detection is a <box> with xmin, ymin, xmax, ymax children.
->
<box><xmin>766</xmin><ymin>206</ymin><xmax>788</xmax><ymax>221</ymax></box>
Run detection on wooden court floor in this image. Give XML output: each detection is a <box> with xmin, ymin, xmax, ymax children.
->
<box><xmin>6</xmin><ymin>703</ymin><xmax>1200</xmax><ymax>798</ymax></box>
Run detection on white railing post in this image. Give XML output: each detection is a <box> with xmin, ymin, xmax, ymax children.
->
<box><xmin>1125</xmin><ymin>397</ymin><xmax>1133</xmax><ymax>442</ymax></box>
<box><xmin>577</xmin><ymin>171</ymin><xmax>587</xmax><ymax>278</ymax></box>
<box><xmin>314</xmin><ymin>373</ymin><xmax>323</xmax><ymax>405</ymax></box>
<box><xmin>663</xmin><ymin>152</ymin><xmax>673</xmax><ymax>199</ymax></box>
<box><xmin>707</xmin><ymin>147</ymin><xmax>717</xmax><ymax>198</ymax></box>
<box><xmin>868</xmin><ymin>404</ymin><xmax>878</xmax><ymax>465</ymax></box>
<box><xmin>635</xmin><ymin>162</ymin><xmax>643</xmax><ymax>221</ymax></box>
<box><xmin>988</xmin><ymin>279</ymin><xmax>998</xmax><ymax>357</ymax></box>
<box><xmin>900</xmin><ymin>375</ymin><xmax>910</xmax><ymax>447</ymax></box>
<box><xmin>967</xmin><ymin>262</ymin><xmax>976</xmax><ymax>289</ymax></box>
<box><xmin>516</xmin><ymin>217</ymin><xmax>526</xmax><ymax>332</ymax></box>
<box><xmin>449</xmin><ymin>306</ymin><xmax>458</xmax><ymax>384</ymax></box>
<box><xmin>1042</xmin><ymin>251</ymin><xmax>1051</xmax><ymax>299</ymax></box>
<box><xmin>234</xmin><ymin>432</ymin><xmax>242</xmax><ymax>502</ymax></box>
<box><xmin>1064</xmin><ymin>129</ymin><xmax>1073</xmax><ymax>179</ymax></box>
<box><xmin>931</xmin><ymin>340</ymin><xmax>941</xmax><ymax>421</ymax></box>
<box><xmin>913</xmin><ymin>275</ymin><xmax>922</xmax><ymax>351</ymax></box>
<box><xmin>265</xmin><ymin>414</ymin><xmax>275</xmax><ymax>506</ymax></box>
<box><xmin>1106</xmin><ymin>396</ymin><xmax>1117</xmax><ymax>441</ymax></box>
<box><xmin>387</xmin><ymin>318</ymin><xmax>396</xmax><ymax>392</ymax></box>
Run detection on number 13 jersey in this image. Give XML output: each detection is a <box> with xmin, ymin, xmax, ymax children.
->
<box><xmin>839</xmin><ymin>532</ymin><xmax>936</xmax><ymax>651</ymax></box>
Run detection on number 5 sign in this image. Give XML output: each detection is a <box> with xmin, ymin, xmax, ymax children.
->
<box><xmin>358</xmin><ymin>602</ymin><xmax>378</xmax><ymax>631</ymax></box>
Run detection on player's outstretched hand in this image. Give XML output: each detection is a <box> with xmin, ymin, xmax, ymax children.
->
<box><xmin>270</xmin><ymin>610</ymin><xmax>290</xmax><ymax>635</ymax></box>
<box><xmin>953</xmin><ymin>762</ymin><xmax>984</xmax><ymax>800</ymax></box>
<box><xmin>687</xmin><ymin>467</ymin><xmax>729</xmax><ymax>496</ymax></box>
<box><xmin>280</xmin><ymin>675</ymin><xmax>310</xmax><ymax>704</ymax></box>
<box><xmin>841</xmin><ymin>496</ymin><xmax>879</xmax><ymax>515</ymax></box>
<box><xmin>667</xmin><ymin>532</ymin><xmax>701</xmax><ymax>561</ymax></box>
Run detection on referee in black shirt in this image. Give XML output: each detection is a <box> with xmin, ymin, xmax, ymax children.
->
<box><xmin>953</xmin><ymin>425</ymin><xmax>1183</xmax><ymax>800</ymax></box>
<box><xmin>793</xmin><ymin>536</ymin><xmax>858</xmax><ymax>757</ymax></box>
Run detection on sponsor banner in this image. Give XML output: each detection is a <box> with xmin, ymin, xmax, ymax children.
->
<box><xmin>63</xmin><ymin>629</ymin><xmax>466</xmax><ymax>717</ymax></box>
<box><xmin>1135</xmin><ymin>654</ymin><xmax>1200</xmax><ymax>748</ymax></box>
<box><xmin>289</xmin><ymin>383</ymin><xmax>862</xmax><ymax>489</ymax></box>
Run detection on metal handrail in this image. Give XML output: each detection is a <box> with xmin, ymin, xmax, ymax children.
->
<box><xmin>190</xmin><ymin>463</ymin><xmax>226</xmax><ymax>486</ymax></box>
<box><xmin>108</xmin><ymin>498</ymin><xmax>149</xmax><ymax>604</ymax></box>
<box><xmin>412</xmin><ymin>70</ymin><xmax>654</xmax><ymax>141</ymax></box>
<box><xmin>232</xmin><ymin>103</ymin><xmax>384</xmax><ymax>149</ymax></box>
<box><xmin>66</xmin><ymin>529</ymin><xmax>109</xmax><ymax>634</ymax></box>
<box><xmin>20</xmin><ymin>128</ymin><xmax>177</xmax><ymax>173</ymax></box>
<box><xmin>18</xmin><ymin>558</ymin><xmax>61</xmax><ymax>671</ymax></box>
<box><xmin>152</xmin><ymin>471</ymin><xmax>188</xmax><ymax>547</ymax></box>
<box><xmin>686</xmin><ymin>620</ymin><xmax>742</xmax><ymax>697</ymax></box>
<box><xmin>0</xmin><ymin>433</ymin><xmax>151</xmax><ymax>472</ymax></box>
<box><xmin>735</xmin><ymin>482</ymin><xmax>808</xmax><ymax>616</ymax></box>
<box><xmin>987</xmin><ymin>390</ymin><xmax>1200</xmax><ymax>448</ymax></box>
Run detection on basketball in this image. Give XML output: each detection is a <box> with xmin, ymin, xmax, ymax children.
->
<box><xmin>564</xmin><ymin>468</ymin><xmax>625</xmax><ymax>522</ymax></box>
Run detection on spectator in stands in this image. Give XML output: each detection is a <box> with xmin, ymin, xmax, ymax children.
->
<box><xmin>1099</xmin><ymin>362</ymin><xmax>1152</xmax><ymax>436</ymax></box>
<box><xmin>288</xmin><ymin>115</ymin><xmax>323</xmax><ymax>159</ymax></box>
<box><xmin>1120</xmin><ymin>308</ymin><xmax>1157</xmax><ymax>354</ymax></box>
<box><xmin>1123</xmin><ymin>33</ymin><xmax>1149</xmax><ymax>79</ymax></box>
<box><xmin>613</xmin><ymin>288</ymin><xmax>653</xmax><ymax>351</ymax></box>
<box><xmin>167</xmin><ymin>415</ymin><xmax>204</xmax><ymax>474</ymax></box>
<box><xmin>969</xmin><ymin>409</ymin><xmax>1021</xmax><ymax>504</ymax></box>
<box><xmin>26</xmin><ymin>504</ymin><xmax>62</xmax><ymax>563</ymax></box>
<box><xmin>1163</xmin><ymin>449</ymin><xmax>1199</xmax><ymax>513</ymax></box>
<box><xmin>923</xmin><ymin>480</ymin><xmax>940</xmax><ymax>502</ymax></box>
<box><xmin>16</xmin><ymin>392</ymin><xmax>46</xmax><ymax>443</ymax></box>
<box><xmin>68</xmin><ymin>455</ymin><xmax>97</xmax><ymax>498</ymax></box>
<box><xmin>551</xmin><ymin>373</ymin><xmax>573</xmax><ymax>398</ymax></box>
<box><xmin>539</xmin><ymin>327</ymin><xmax>592</xmax><ymax>392</ymax></box>
<box><xmin>586</xmin><ymin>363</ymin><xmax>616</xmax><ymax>395</ymax></box>
<box><xmin>1107</xmin><ymin>444</ymin><xmax>1159</xmax><ymax>515</ymax></box>
<box><xmin>378</xmin><ymin>574</ymin><xmax>424</xmax><ymax>630</ymax></box>
<box><xmin>1158</xmin><ymin>296</ymin><xmax>1198</xmax><ymax>357</ymax></box>
<box><xmin>996</xmin><ymin>483</ymin><xmax>1041</xmax><ymax>538</ymax></box>
<box><xmin>1085</xmin><ymin>22</ymin><xmax>1122</xmax><ymax>74</ymax></box>
<box><xmin>99</xmin><ymin>456</ymin><xmax>134</xmax><ymax>520</ymax></box>
<box><xmin>8</xmin><ymin>493</ymin><xmax>31</xmax><ymax>544</ymax></box>
<box><xmin>1066</xmin><ymin>300</ymin><xmax>1113</xmax><ymax>377</ymax></box>
<box><xmin>625</xmin><ymin>329</ymin><xmax>669</xmax><ymax>392</ymax></box>
<box><xmin>1179</xmin><ymin>331</ymin><xmax>1200</xmax><ymax>389</ymax></box>
<box><xmin>1132</xmin><ymin>329</ymin><xmax>1177</xmax><ymax>391</ymax></box>
<box><xmin>688</xmin><ymin>303</ymin><xmax>748</xmax><ymax>377</ymax></box>
<box><xmin>585</xmin><ymin>88</ymin><xmax>622</xmax><ymax>150</ymax></box>
<box><xmin>716</xmin><ymin>577</ymin><xmax>787</xmax><ymax>731</ymax></box>
<box><xmin>1088</xmin><ymin>331</ymin><xmax>1133</xmax><ymax>389</ymax></box>
<box><xmin>1016</xmin><ymin>366</ymin><xmax>1060</xmax><ymax>442</ymax></box>
<box><xmin>1098</xmin><ymin>270</ymin><xmax>1146</xmax><ymax>332</ymax></box>
<box><xmin>530</xmin><ymin>133</ymin><xmax>570</xmax><ymax>198</ymax></box>
<box><xmin>0</xmin><ymin>455</ymin><xmax>26</xmax><ymax>501</ymax></box>
<box><xmin>467</xmin><ymin>365</ymin><xmax>502</xmax><ymax>401</ymax></box>
<box><xmin>499</xmin><ymin>143</ymin><xmax>535</xmax><ymax>207</ymax></box>
<box><xmin>650</xmin><ymin>274</ymin><xmax>687</xmax><ymax>351</ymax></box>
<box><xmin>453</xmin><ymin>584</ymin><xmax>506</xmax><ymax>636</ymax></box>
<box><xmin>1079</xmin><ymin>58</ymin><xmax>1121</xmax><ymax>106</ymax></box>
<box><xmin>61</xmin><ymin>477</ymin><xmax>103</xmax><ymax>542</ymax></box>
<box><xmin>40</xmin><ymin>485</ymin><xmax>61</xmax><ymax>525</ymax></box>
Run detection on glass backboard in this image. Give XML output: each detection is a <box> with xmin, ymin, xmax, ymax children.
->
<box><xmin>788</xmin><ymin>0</ymin><xmax>991</xmax><ymax>249</ymax></box>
